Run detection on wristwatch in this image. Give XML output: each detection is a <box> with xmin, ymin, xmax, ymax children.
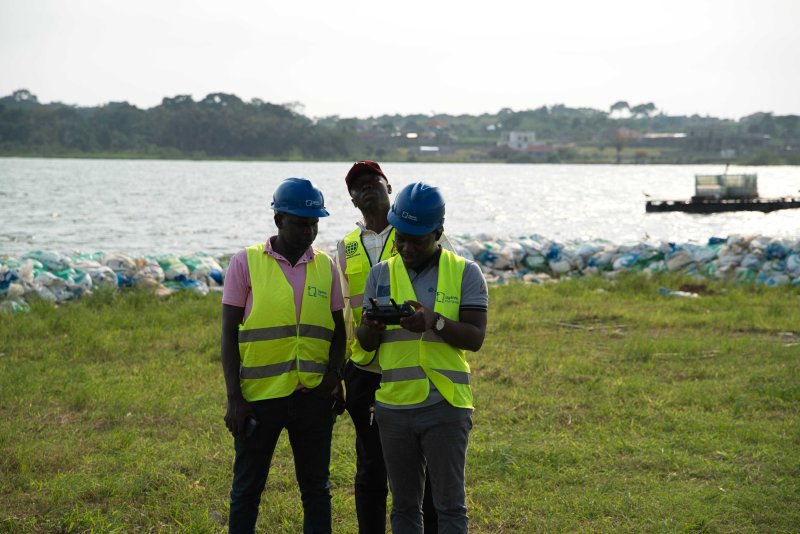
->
<box><xmin>434</xmin><ymin>313</ymin><xmax>446</xmax><ymax>332</ymax></box>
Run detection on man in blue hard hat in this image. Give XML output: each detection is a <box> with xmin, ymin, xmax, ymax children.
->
<box><xmin>336</xmin><ymin>162</ymin><xmax>452</xmax><ymax>533</ymax></box>
<box><xmin>356</xmin><ymin>182</ymin><xmax>488</xmax><ymax>534</ymax></box>
<box><xmin>221</xmin><ymin>177</ymin><xmax>346</xmax><ymax>533</ymax></box>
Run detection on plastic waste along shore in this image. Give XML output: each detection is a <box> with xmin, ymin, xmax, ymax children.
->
<box><xmin>658</xmin><ymin>287</ymin><xmax>699</xmax><ymax>298</ymax></box>
<box><xmin>2</xmin><ymin>234</ymin><xmax>799</xmax><ymax>313</ymax></box>
<box><xmin>452</xmin><ymin>234</ymin><xmax>800</xmax><ymax>288</ymax></box>
<box><xmin>1</xmin><ymin>251</ymin><xmax>228</xmax><ymax>313</ymax></box>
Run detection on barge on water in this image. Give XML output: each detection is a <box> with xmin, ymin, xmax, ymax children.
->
<box><xmin>645</xmin><ymin>173</ymin><xmax>800</xmax><ymax>214</ymax></box>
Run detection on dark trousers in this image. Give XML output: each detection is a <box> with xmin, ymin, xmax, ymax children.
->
<box><xmin>376</xmin><ymin>402</ymin><xmax>472</xmax><ymax>534</ymax></box>
<box><xmin>344</xmin><ymin>361</ymin><xmax>438</xmax><ymax>534</ymax></box>
<box><xmin>229</xmin><ymin>391</ymin><xmax>334</xmax><ymax>534</ymax></box>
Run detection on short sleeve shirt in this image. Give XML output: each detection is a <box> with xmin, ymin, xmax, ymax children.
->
<box><xmin>362</xmin><ymin>248</ymin><xmax>488</xmax><ymax>408</ymax></box>
<box><xmin>223</xmin><ymin>236</ymin><xmax>344</xmax><ymax>322</ymax></box>
<box><xmin>334</xmin><ymin>223</ymin><xmax>457</xmax><ymax>372</ymax></box>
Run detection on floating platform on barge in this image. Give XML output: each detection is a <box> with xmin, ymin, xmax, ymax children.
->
<box><xmin>646</xmin><ymin>196</ymin><xmax>800</xmax><ymax>213</ymax></box>
<box><xmin>645</xmin><ymin>173</ymin><xmax>800</xmax><ymax>214</ymax></box>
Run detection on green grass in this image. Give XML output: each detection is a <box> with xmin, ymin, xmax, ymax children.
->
<box><xmin>1</xmin><ymin>277</ymin><xmax>799</xmax><ymax>532</ymax></box>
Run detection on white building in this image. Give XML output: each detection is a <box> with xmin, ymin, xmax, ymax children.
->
<box><xmin>497</xmin><ymin>131</ymin><xmax>538</xmax><ymax>150</ymax></box>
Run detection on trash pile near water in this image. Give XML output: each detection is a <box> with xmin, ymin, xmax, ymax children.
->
<box><xmin>0</xmin><ymin>251</ymin><xmax>227</xmax><ymax>314</ymax></box>
<box><xmin>2</xmin><ymin>234</ymin><xmax>799</xmax><ymax>313</ymax></box>
<box><xmin>453</xmin><ymin>234</ymin><xmax>800</xmax><ymax>287</ymax></box>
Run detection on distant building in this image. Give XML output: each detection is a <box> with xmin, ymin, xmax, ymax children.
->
<box><xmin>497</xmin><ymin>131</ymin><xmax>538</xmax><ymax>150</ymax></box>
<box><xmin>493</xmin><ymin>131</ymin><xmax>555</xmax><ymax>159</ymax></box>
<box><xmin>642</xmin><ymin>133</ymin><xmax>686</xmax><ymax>140</ymax></box>
<box><xmin>409</xmin><ymin>145</ymin><xmax>453</xmax><ymax>155</ymax></box>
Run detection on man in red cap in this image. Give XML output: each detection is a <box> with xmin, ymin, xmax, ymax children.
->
<box><xmin>336</xmin><ymin>161</ymin><xmax>451</xmax><ymax>533</ymax></box>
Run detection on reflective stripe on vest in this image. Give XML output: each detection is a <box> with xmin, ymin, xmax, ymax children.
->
<box><xmin>343</xmin><ymin>226</ymin><xmax>397</xmax><ymax>366</ymax></box>
<box><xmin>238</xmin><ymin>244</ymin><xmax>334</xmax><ymax>401</ymax></box>
<box><xmin>376</xmin><ymin>249</ymin><xmax>473</xmax><ymax>408</ymax></box>
<box><xmin>382</xmin><ymin>366</ymin><xmax>471</xmax><ymax>385</ymax></box>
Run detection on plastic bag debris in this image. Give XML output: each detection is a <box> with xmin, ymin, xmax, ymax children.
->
<box><xmin>2</xmin><ymin>234</ymin><xmax>798</xmax><ymax>313</ymax></box>
<box><xmin>181</xmin><ymin>254</ymin><xmax>224</xmax><ymax>286</ymax></box>
<box><xmin>1</xmin><ymin>249</ymin><xmax>232</xmax><ymax>312</ymax></box>
<box><xmin>448</xmin><ymin>234</ymin><xmax>800</xmax><ymax>288</ymax></box>
<box><xmin>659</xmin><ymin>287</ymin><xmax>699</xmax><ymax>298</ymax></box>
<box><xmin>158</xmin><ymin>255</ymin><xmax>190</xmax><ymax>282</ymax></box>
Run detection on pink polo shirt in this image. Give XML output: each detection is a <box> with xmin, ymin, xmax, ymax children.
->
<box><xmin>222</xmin><ymin>236</ymin><xmax>344</xmax><ymax>322</ymax></box>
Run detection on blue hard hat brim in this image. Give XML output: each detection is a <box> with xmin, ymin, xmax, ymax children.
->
<box><xmin>275</xmin><ymin>207</ymin><xmax>330</xmax><ymax>218</ymax></box>
<box><xmin>388</xmin><ymin>211</ymin><xmax>441</xmax><ymax>236</ymax></box>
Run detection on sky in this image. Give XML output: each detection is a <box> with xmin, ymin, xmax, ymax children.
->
<box><xmin>1</xmin><ymin>0</ymin><xmax>799</xmax><ymax>120</ymax></box>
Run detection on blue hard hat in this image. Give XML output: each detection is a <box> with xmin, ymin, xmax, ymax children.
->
<box><xmin>271</xmin><ymin>177</ymin><xmax>330</xmax><ymax>217</ymax></box>
<box><xmin>388</xmin><ymin>182</ymin><xmax>445</xmax><ymax>235</ymax></box>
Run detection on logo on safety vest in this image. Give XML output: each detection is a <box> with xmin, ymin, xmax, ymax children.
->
<box><xmin>307</xmin><ymin>285</ymin><xmax>329</xmax><ymax>299</ymax></box>
<box><xmin>435</xmin><ymin>291</ymin><xmax>460</xmax><ymax>305</ymax></box>
<box><xmin>345</xmin><ymin>241</ymin><xmax>358</xmax><ymax>258</ymax></box>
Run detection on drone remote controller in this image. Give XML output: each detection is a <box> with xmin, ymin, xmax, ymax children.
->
<box><xmin>365</xmin><ymin>298</ymin><xmax>414</xmax><ymax>324</ymax></box>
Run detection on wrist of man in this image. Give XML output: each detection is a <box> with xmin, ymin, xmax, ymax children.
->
<box><xmin>431</xmin><ymin>313</ymin><xmax>446</xmax><ymax>332</ymax></box>
<box><xmin>328</xmin><ymin>363</ymin><xmax>343</xmax><ymax>380</ymax></box>
<box><xmin>226</xmin><ymin>390</ymin><xmax>245</xmax><ymax>401</ymax></box>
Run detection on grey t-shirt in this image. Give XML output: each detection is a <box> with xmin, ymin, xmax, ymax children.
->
<box><xmin>362</xmin><ymin>249</ymin><xmax>488</xmax><ymax>409</ymax></box>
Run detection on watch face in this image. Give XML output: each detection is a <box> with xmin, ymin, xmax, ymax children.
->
<box><xmin>435</xmin><ymin>315</ymin><xmax>445</xmax><ymax>331</ymax></box>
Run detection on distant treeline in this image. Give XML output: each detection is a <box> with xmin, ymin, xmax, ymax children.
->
<box><xmin>0</xmin><ymin>90</ymin><xmax>361</xmax><ymax>159</ymax></box>
<box><xmin>1</xmin><ymin>89</ymin><xmax>798</xmax><ymax>163</ymax></box>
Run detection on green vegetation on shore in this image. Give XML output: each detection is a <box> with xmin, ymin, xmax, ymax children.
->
<box><xmin>2</xmin><ymin>89</ymin><xmax>799</xmax><ymax>165</ymax></box>
<box><xmin>1</xmin><ymin>276</ymin><xmax>799</xmax><ymax>532</ymax></box>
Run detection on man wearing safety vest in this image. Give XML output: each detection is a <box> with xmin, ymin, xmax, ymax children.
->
<box><xmin>336</xmin><ymin>161</ymin><xmax>453</xmax><ymax>533</ymax></box>
<box><xmin>221</xmin><ymin>177</ymin><xmax>346</xmax><ymax>533</ymax></box>
<box><xmin>356</xmin><ymin>182</ymin><xmax>488</xmax><ymax>534</ymax></box>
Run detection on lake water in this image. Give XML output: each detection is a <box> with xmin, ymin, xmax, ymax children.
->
<box><xmin>1</xmin><ymin>158</ymin><xmax>799</xmax><ymax>256</ymax></box>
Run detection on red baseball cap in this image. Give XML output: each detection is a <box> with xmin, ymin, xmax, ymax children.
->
<box><xmin>345</xmin><ymin>160</ymin><xmax>388</xmax><ymax>190</ymax></box>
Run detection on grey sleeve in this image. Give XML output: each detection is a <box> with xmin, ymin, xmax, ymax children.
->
<box><xmin>460</xmin><ymin>261</ymin><xmax>488</xmax><ymax>311</ymax></box>
<box><xmin>363</xmin><ymin>262</ymin><xmax>381</xmax><ymax>306</ymax></box>
<box><xmin>363</xmin><ymin>261</ymin><xmax>392</xmax><ymax>307</ymax></box>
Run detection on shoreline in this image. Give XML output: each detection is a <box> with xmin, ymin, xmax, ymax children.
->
<box><xmin>2</xmin><ymin>234</ymin><xmax>799</xmax><ymax>312</ymax></box>
<box><xmin>2</xmin><ymin>153</ymin><xmax>798</xmax><ymax>166</ymax></box>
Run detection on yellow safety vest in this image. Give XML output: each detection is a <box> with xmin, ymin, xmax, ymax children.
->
<box><xmin>376</xmin><ymin>249</ymin><xmax>473</xmax><ymax>409</ymax></box>
<box><xmin>343</xmin><ymin>226</ymin><xmax>397</xmax><ymax>366</ymax></box>
<box><xmin>238</xmin><ymin>244</ymin><xmax>335</xmax><ymax>401</ymax></box>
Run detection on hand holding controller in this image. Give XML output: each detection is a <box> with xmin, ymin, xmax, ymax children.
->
<box><xmin>364</xmin><ymin>298</ymin><xmax>414</xmax><ymax>325</ymax></box>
